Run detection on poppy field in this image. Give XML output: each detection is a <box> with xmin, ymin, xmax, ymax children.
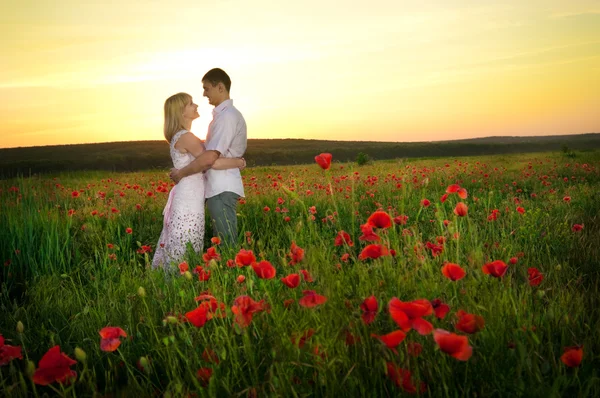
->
<box><xmin>0</xmin><ymin>150</ymin><xmax>599</xmax><ymax>397</ymax></box>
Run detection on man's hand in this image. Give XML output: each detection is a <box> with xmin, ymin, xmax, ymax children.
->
<box><xmin>169</xmin><ymin>168</ymin><xmax>182</xmax><ymax>184</ymax></box>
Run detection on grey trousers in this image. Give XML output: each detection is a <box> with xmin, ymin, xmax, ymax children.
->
<box><xmin>206</xmin><ymin>191</ymin><xmax>240</xmax><ymax>247</ymax></box>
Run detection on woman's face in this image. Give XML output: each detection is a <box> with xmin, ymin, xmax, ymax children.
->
<box><xmin>182</xmin><ymin>99</ymin><xmax>199</xmax><ymax>121</ymax></box>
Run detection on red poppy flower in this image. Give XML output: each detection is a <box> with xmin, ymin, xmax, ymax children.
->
<box><xmin>99</xmin><ymin>327</ymin><xmax>127</xmax><ymax>352</ymax></box>
<box><xmin>196</xmin><ymin>367</ymin><xmax>213</xmax><ymax>387</ymax></box>
<box><xmin>441</xmin><ymin>263</ymin><xmax>466</xmax><ymax>281</ymax></box>
<box><xmin>231</xmin><ymin>296</ymin><xmax>267</xmax><ymax>328</ymax></box>
<box><xmin>372</xmin><ymin>330</ymin><xmax>406</xmax><ymax>351</ymax></box>
<box><xmin>440</xmin><ymin>193</ymin><xmax>449</xmax><ymax>203</ymax></box>
<box><xmin>125</xmin><ymin>227</ymin><xmax>132</xmax><ymax>234</ymax></box>
<box><xmin>393</xmin><ymin>215</ymin><xmax>409</xmax><ymax>225</ymax></box>
<box><xmin>300</xmin><ymin>269</ymin><xmax>314</xmax><ymax>282</ymax></box>
<box><xmin>283</xmin><ymin>298</ymin><xmax>295</xmax><ymax>309</ymax></box>
<box><xmin>421</xmin><ymin>199</ymin><xmax>431</xmax><ymax>207</ymax></box>
<box><xmin>457</xmin><ymin>188</ymin><xmax>468</xmax><ymax>199</ymax></box>
<box><xmin>411</xmin><ymin>317</ymin><xmax>434</xmax><ymax>335</ymax></box>
<box><xmin>516</xmin><ymin>206</ymin><xmax>525</xmax><ymax>214</ymax></box>
<box><xmin>433</xmin><ymin>329</ymin><xmax>473</xmax><ymax>361</ymax></box>
<box><xmin>235</xmin><ymin>249</ymin><xmax>256</xmax><ymax>267</ymax></box>
<box><xmin>455</xmin><ymin>310</ymin><xmax>485</xmax><ymax>334</ymax></box>
<box><xmin>252</xmin><ymin>260</ymin><xmax>276</xmax><ymax>279</ymax></box>
<box><xmin>571</xmin><ymin>224</ymin><xmax>584</xmax><ymax>232</ymax></box>
<box><xmin>359</xmin><ymin>244</ymin><xmax>390</xmax><ymax>260</ymax></box>
<box><xmin>431</xmin><ymin>299</ymin><xmax>450</xmax><ymax>319</ymax></box>
<box><xmin>426</xmin><ymin>241</ymin><xmax>444</xmax><ymax>257</ymax></box>
<box><xmin>281</xmin><ymin>273</ymin><xmax>300</xmax><ymax>288</ymax></box>
<box><xmin>407</xmin><ymin>342</ymin><xmax>423</xmax><ymax>357</ymax></box>
<box><xmin>446</xmin><ymin>184</ymin><xmax>461</xmax><ymax>193</ymax></box>
<box><xmin>299</xmin><ymin>290</ymin><xmax>327</xmax><ymax>308</ymax></box>
<box><xmin>386</xmin><ymin>363</ymin><xmax>426</xmax><ymax>394</ymax></box>
<box><xmin>482</xmin><ymin>260</ymin><xmax>509</xmax><ymax>278</ymax></box>
<box><xmin>388</xmin><ymin>298</ymin><xmax>433</xmax><ymax>334</ymax></box>
<box><xmin>561</xmin><ymin>346</ymin><xmax>583</xmax><ymax>367</ymax></box>
<box><xmin>367</xmin><ymin>211</ymin><xmax>392</xmax><ymax>229</ymax></box>
<box><xmin>185</xmin><ymin>305</ymin><xmax>209</xmax><ymax>327</ymax></box>
<box><xmin>202</xmin><ymin>348</ymin><xmax>220</xmax><ymax>364</ymax></box>
<box><xmin>358</xmin><ymin>224</ymin><xmax>380</xmax><ymax>242</ymax></box>
<box><xmin>136</xmin><ymin>245</ymin><xmax>152</xmax><ymax>254</ymax></box>
<box><xmin>291</xmin><ymin>328</ymin><xmax>314</xmax><ymax>348</ymax></box>
<box><xmin>210</xmin><ymin>237</ymin><xmax>221</xmax><ymax>245</ymax></box>
<box><xmin>202</xmin><ymin>247</ymin><xmax>220</xmax><ymax>263</ymax></box>
<box><xmin>344</xmin><ymin>330</ymin><xmax>360</xmax><ymax>346</ymax></box>
<box><xmin>178</xmin><ymin>261</ymin><xmax>189</xmax><ymax>274</ymax></box>
<box><xmin>315</xmin><ymin>153</ymin><xmax>333</xmax><ymax>170</ymax></box>
<box><xmin>71</xmin><ymin>191</ymin><xmax>80</xmax><ymax>198</ymax></box>
<box><xmin>527</xmin><ymin>267</ymin><xmax>544</xmax><ymax>286</ymax></box>
<box><xmin>288</xmin><ymin>241</ymin><xmax>305</xmax><ymax>265</ymax></box>
<box><xmin>454</xmin><ymin>202</ymin><xmax>468</xmax><ymax>217</ymax></box>
<box><xmin>236</xmin><ymin>275</ymin><xmax>245</xmax><ymax>283</ymax></box>
<box><xmin>194</xmin><ymin>266</ymin><xmax>211</xmax><ymax>281</ymax></box>
<box><xmin>0</xmin><ymin>335</ymin><xmax>23</xmax><ymax>366</ymax></box>
<box><xmin>32</xmin><ymin>346</ymin><xmax>77</xmax><ymax>386</ymax></box>
<box><xmin>390</xmin><ymin>298</ymin><xmax>434</xmax><ymax>320</ymax></box>
<box><xmin>360</xmin><ymin>295</ymin><xmax>378</xmax><ymax>325</ymax></box>
<box><xmin>334</xmin><ymin>230</ymin><xmax>354</xmax><ymax>247</ymax></box>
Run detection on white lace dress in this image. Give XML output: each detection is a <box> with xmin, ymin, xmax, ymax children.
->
<box><xmin>152</xmin><ymin>130</ymin><xmax>205</xmax><ymax>270</ymax></box>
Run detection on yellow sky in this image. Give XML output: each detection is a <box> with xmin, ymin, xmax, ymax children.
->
<box><xmin>1</xmin><ymin>0</ymin><xmax>599</xmax><ymax>148</ymax></box>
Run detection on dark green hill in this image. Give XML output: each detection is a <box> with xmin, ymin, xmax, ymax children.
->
<box><xmin>1</xmin><ymin>133</ymin><xmax>598</xmax><ymax>177</ymax></box>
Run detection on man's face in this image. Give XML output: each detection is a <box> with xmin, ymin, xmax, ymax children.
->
<box><xmin>202</xmin><ymin>81</ymin><xmax>221</xmax><ymax>106</ymax></box>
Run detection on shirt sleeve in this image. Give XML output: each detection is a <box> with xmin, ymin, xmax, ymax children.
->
<box><xmin>205</xmin><ymin>113</ymin><xmax>237</xmax><ymax>155</ymax></box>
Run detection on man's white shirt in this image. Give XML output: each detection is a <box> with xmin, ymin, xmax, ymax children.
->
<box><xmin>204</xmin><ymin>99</ymin><xmax>247</xmax><ymax>199</ymax></box>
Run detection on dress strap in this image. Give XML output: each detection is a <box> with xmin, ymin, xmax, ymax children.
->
<box><xmin>171</xmin><ymin>129</ymin><xmax>189</xmax><ymax>147</ymax></box>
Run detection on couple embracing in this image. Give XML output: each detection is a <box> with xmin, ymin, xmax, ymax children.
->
<box><xmin>152</xmin><ymin>68</ymin><xmax>246</xmax><ymax>270</ymax></box>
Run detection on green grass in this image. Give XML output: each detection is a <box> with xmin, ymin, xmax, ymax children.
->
<box><xmin>1</xmin><ymin>151</ymin><xmax>599</xmax><ymax>396</ymax></box>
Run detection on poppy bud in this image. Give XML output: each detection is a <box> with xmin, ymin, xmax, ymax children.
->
<box><xmin>536</xmin><ymin>290</ymin><xmax>545</xmax><ymax>298</ymax></box>
<box><xmin>165</xmin><ymin>316</ymin><xmax>179</xmax><ymax>325</ymax></box>
<box><xmin>26</xmin><ymin>360</ymin><xmax>36</xmax><ymax>377</ymax></box>
<box><xmin>75</xmin><ymin>347</ymin><xmax>87</xmax><ymax>362</ymax></box>
<box><xmin>137</xmin><ymin>286</ymin><xmax>146</xmax><ymax>297</ymax></box>
<box><xmin>16</xmin><ymin>320</ymin><xmax>24</xmax><ymax>334</ymax></box>
<box><xmin>208</xmin><ymin>259</ymin><xmax>218</xmax><ymax>268</ymax></box>
<box><xmin>184</xmin><ymin>271</ymin><xmax>193</xmax><ymax>280</ymax></box>
<box><xmin>138</xmin><ymin>356</ymin><xmax>150</xmax><ymax>373</ymax></box>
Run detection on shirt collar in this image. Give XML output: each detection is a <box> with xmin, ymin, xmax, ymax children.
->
<box><xmin>212</xmin><ymin>99</ymin><xmax>233</xmax><ymax>117</ymax></box>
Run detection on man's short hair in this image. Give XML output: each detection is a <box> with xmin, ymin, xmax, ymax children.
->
<box><xmin>202</xmin><ymin>68</ymin><xmax>231</xmax><ymax>92</ymax></box>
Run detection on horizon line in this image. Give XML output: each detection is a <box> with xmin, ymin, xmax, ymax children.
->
<box><xmin>1</xmin><ymin>131</ymin><xmax>599</xmax><ymax>150</ymax></box>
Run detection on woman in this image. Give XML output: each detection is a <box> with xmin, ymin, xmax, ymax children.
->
<box><xmin>152</xmin><ymin>92</ymin><xmax>245</xmax><ymax>270</ymax></box>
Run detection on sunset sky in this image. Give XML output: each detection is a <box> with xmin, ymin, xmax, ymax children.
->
<box><xmin>1</xmin><ymin>0</ymin><xmax>599</xmax><ymax>148</ymax></box>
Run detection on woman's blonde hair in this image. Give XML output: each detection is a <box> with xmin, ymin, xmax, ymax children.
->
<box><xmin>164</xmin><ymin>92</ymin><xmax>192</xmax><ymax>143</ymax></box>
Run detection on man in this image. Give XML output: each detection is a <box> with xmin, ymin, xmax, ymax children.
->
<box><xmin>169</xmin><ymin>68</ymin><xmax>247</xmax><ymax>247</ymax></box>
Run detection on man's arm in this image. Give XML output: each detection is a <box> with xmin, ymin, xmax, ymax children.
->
<box><xmin>170</xmin><ymin>150</ymin><xmax>220</xmax><ymax>183</ymax></box>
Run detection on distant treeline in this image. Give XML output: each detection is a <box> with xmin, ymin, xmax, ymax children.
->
<box><xmin>1</xmin><ymin>134</ymin><xmax>599</xmax><ymax>178</ymax></box>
